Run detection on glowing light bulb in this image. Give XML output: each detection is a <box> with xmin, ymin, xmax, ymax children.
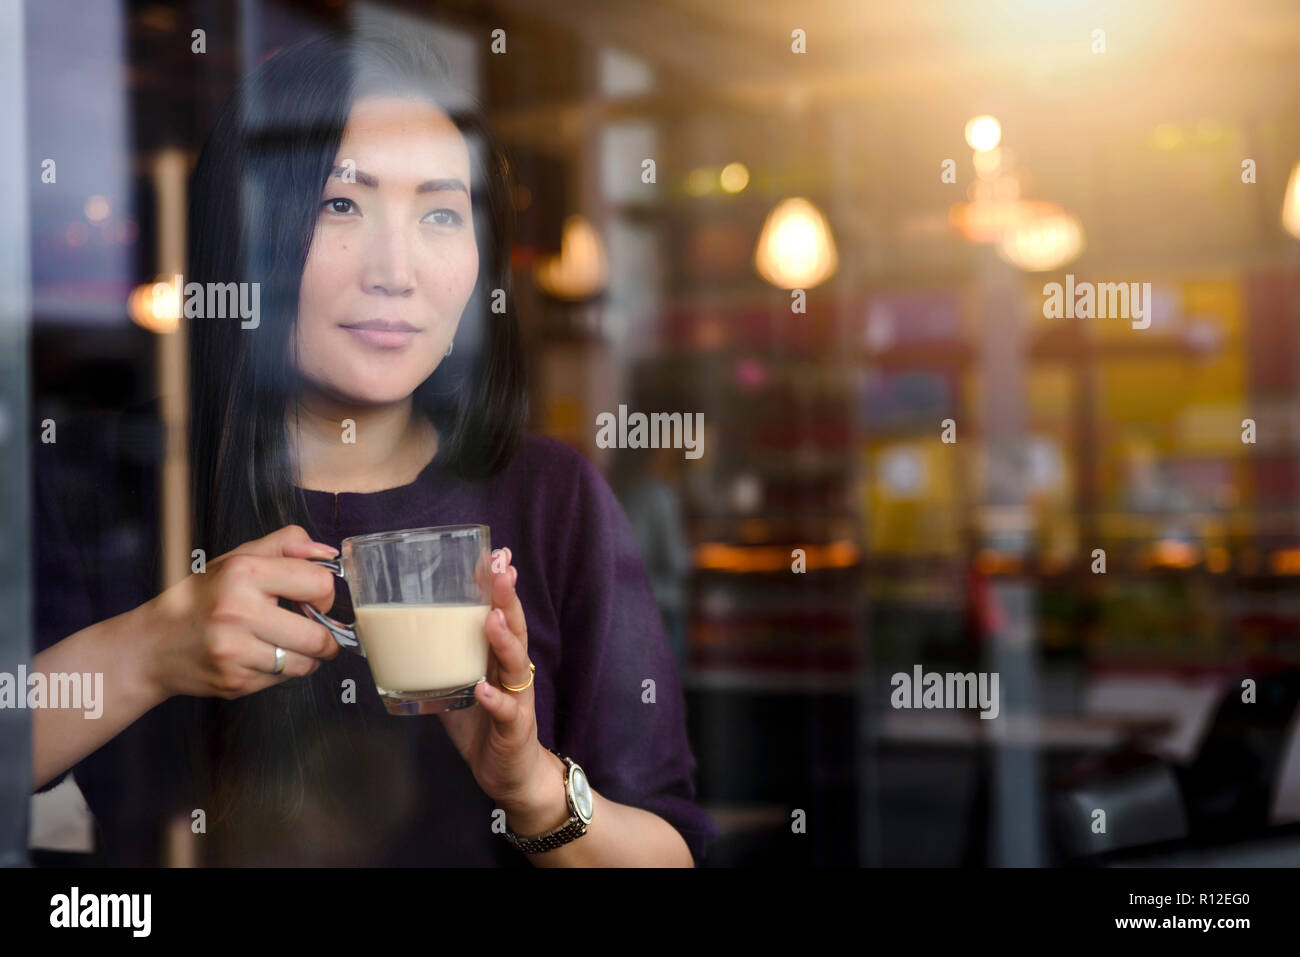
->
<box><xmin>1282</xmin><ymin>160</ymin><xmax>1300</xmax><ymax>240</ymax></box>
<box><xmin>996</xmin><ymin>211</ymin><xmax>1085</xmax><ymax>272</ymax></box>
<box><xmin>533</xmin><ymin>214</ymin><xmax>608</xmax><ymax>301</ymax></box>
<box><xmin>128</xmin><ymin>278</ymin><xmax>181</xmax><ymax>333</ymax></box>
<box><xmin>720</xmin><ymin>162</ymin><xmax>749</xmax><ymax>193</ymax></box>
<box><xmin>753</xmin><ymin>197</ymin><xmax>838</xmax><ymax>290</ymax></box>
<box><xmin>965</xmin><ymin>115</ymin><xmax>1002</xmax><ymax>153</ymax></box>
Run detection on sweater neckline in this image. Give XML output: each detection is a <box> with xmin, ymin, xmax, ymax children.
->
<box><xmin>294</xmin><ymin>441</ymin><xmax>446</xmax><ymax>506</ymax></box>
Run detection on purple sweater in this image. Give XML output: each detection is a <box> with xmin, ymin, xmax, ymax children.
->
<box><xmin>34</xmin><ymin>411</ymin><xmax>716</xmax><ymax>866</ymax></box>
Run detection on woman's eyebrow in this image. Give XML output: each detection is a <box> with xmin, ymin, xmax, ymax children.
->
<box><xmin>327</xmin><ymin>166</ymin><xmax>467</xmax><ymax>197</ymax></box>
<box><xmin>329</xmin><ymin>165</ymin><xmax>378</xmax><ymax>188</ymax></box>
<box><xmin>415</xmin><ymin>177</ymin><xmax>469</xmax><ymax>196</ymax></box>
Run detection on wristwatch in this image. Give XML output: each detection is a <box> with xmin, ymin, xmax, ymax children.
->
<box><xmin>503</xmin><ymin>748</ymin><xmax>594</xmax><ymax>854</ymax></box>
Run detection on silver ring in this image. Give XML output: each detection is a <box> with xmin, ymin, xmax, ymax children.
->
<box><xmin>272</xmin><ymin>646</ymin><xmax>287</xmax><ymax>675</ymax></box>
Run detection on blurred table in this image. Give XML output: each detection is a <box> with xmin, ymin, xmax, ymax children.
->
<box><xmin>876</xmin><ymin>711</ymin><xmax>1175</xmax><ymax>750</ymax></box>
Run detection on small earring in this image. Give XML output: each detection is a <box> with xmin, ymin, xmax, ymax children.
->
<box><xmin>445</xmin><ymin>340</ymin><xmax>454</xmax><ymax>357</ymax></box>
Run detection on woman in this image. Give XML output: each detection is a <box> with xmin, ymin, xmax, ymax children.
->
<box><xmin>31</xmin><ymin>31</ymin><xmax>715</xmax><ymax>867</ymax></box>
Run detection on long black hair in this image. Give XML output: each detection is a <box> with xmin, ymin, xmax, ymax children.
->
<box><xmin>183</xmin><ymin>30</ymin><xmax>527</xmax><ymax>861</ymax></box>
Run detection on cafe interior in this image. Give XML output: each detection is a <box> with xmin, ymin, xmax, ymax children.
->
<box><xmin>14</xmin><ymin>0</ymin><xmax>1300</xmax><ymax>866</ymax></box>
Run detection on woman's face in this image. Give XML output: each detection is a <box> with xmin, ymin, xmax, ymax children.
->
<box><xmin>294</xmin><ymin>95</ymin><xmax>479</xmax><ymax>406</ymax></box>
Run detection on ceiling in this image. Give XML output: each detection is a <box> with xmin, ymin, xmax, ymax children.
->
<box><xmin>475</xmin><ymin>0</ymin><xmax>1300</xmax><ymax>272</ymax></box>
<box><xmin>110</xmin><ymin>0</ymin><xmax>1300</xmax><ymax>277</ymax></box>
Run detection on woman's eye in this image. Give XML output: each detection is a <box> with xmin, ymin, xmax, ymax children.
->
<box><xmin>321</xmin><ymin>198</ymin><xmax>356</xmax><ymax>215</ymax></box>
<box><xmin>423</xmin><ymin>209</ymin><xmax>463</xmax><ymax>227</ymax></box>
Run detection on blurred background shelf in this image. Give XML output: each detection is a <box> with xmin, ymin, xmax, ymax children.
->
<box><xmin>684</xmin><ymin>667</ymin><xmax>858</xmax><ymax>694</ymax></box>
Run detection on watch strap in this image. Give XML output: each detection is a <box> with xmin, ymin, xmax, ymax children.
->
<box><xmin>504</xmin><ymin>814</ymin><xmax>587</xmax><ymax>854</ymax></box>
<box><xmin>502</xmin><ymin>749</ymin><xmax>589</xmax><ymax>854</ymax></box>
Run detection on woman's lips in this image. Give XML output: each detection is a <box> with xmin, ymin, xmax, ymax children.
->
<box><xmin>340</xmin><ymin>323</ymin><xmax>420</xmax><ymax>349</ymax></box>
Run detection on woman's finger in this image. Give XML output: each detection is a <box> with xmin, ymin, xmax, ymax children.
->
<box><xmin>219</xmin><ymin>524</ymin><xmax>335</xmax><ymax>562</ymax></box>
<box><xmin>239</xmin><ymin>647</ymin><xmax>321</xmax><ymax>695</ymax></box>
<box><xmin>203</xmin><ymin>624</ymin><xmax>321</xmax><ymax>696</ymax></box>
<box><xmin>488</xmin><ymin>607</ymin><xmax>531</xmax><ymax>686</ymax></box>
<box><xmin>478</xmin><ymin>548</ymin><xmax>504</xmax><ymax>596</ymax></box>
<box><xmin>476</xmin><ymin>674</ymin><xmax>520</xmax><ymax>725</ymax></box>
<box><xmin>249</xmin><ymin>604</ymin><xmax>341</xmax><ymax>660</ymax></box>
<box><xmin>492</xmin><ymin>563</ymin><xmax>527</xmax><ymax>651</ymax></box>
<box><xmin>245</xmin><ymin>642</ymin><xmax>318</xmax><ymax>680</ymax></box>
<box><xmin>218</xmin><ymin>553</ymin><xmax>338</xmax><ymax>613</ymax></box>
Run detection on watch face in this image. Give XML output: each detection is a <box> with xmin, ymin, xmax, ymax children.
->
<box><xmin>570</xmin><ymin>766</ymin><xmax>594</xmax><ymax>822</ymax></box>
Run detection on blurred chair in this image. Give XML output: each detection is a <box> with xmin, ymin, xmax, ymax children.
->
<box><xmin>1051</xmin><ymin>752</ymin><xmax>1189</xmax><ymax>859</ymax></box>
<box><xmin>1050</xmin><ymin>667</ymin><xmax>1300</xmax><ymax>863</ymax></box>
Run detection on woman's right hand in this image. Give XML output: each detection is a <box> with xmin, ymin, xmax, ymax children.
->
<box><xmin>137</xmin><ymin>524</ymin><xmax>343</xmax><ymax>702</ymax></box>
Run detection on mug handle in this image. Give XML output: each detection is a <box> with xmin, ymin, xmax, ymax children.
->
<box><xmin>298</xmin><ymin>557</ymin><xmax>365</xmax><ymax>657</ymax></box>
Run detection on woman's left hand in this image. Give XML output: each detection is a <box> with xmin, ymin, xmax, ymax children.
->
<box><xmin>437</xmin><ymin>547</ymin><xmax>547</xmax><ymax>813</ymax></box>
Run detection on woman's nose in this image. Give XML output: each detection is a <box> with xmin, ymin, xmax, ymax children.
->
<box><xmin>361</xmin><ymin>223</ymin><xmax>415</xmax><ymax>296</ymax></box>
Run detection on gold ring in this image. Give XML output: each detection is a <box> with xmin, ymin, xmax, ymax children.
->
<box><xmin>501</xmin><ymin>662</ymin><xmax>535</xmax><ymax>693</ymax></box>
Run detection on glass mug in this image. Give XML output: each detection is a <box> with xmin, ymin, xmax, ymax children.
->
<box><xmin>298</xmin><ymin>525</ymin><xmax>494</xmax><ymax>715</ymax></box>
